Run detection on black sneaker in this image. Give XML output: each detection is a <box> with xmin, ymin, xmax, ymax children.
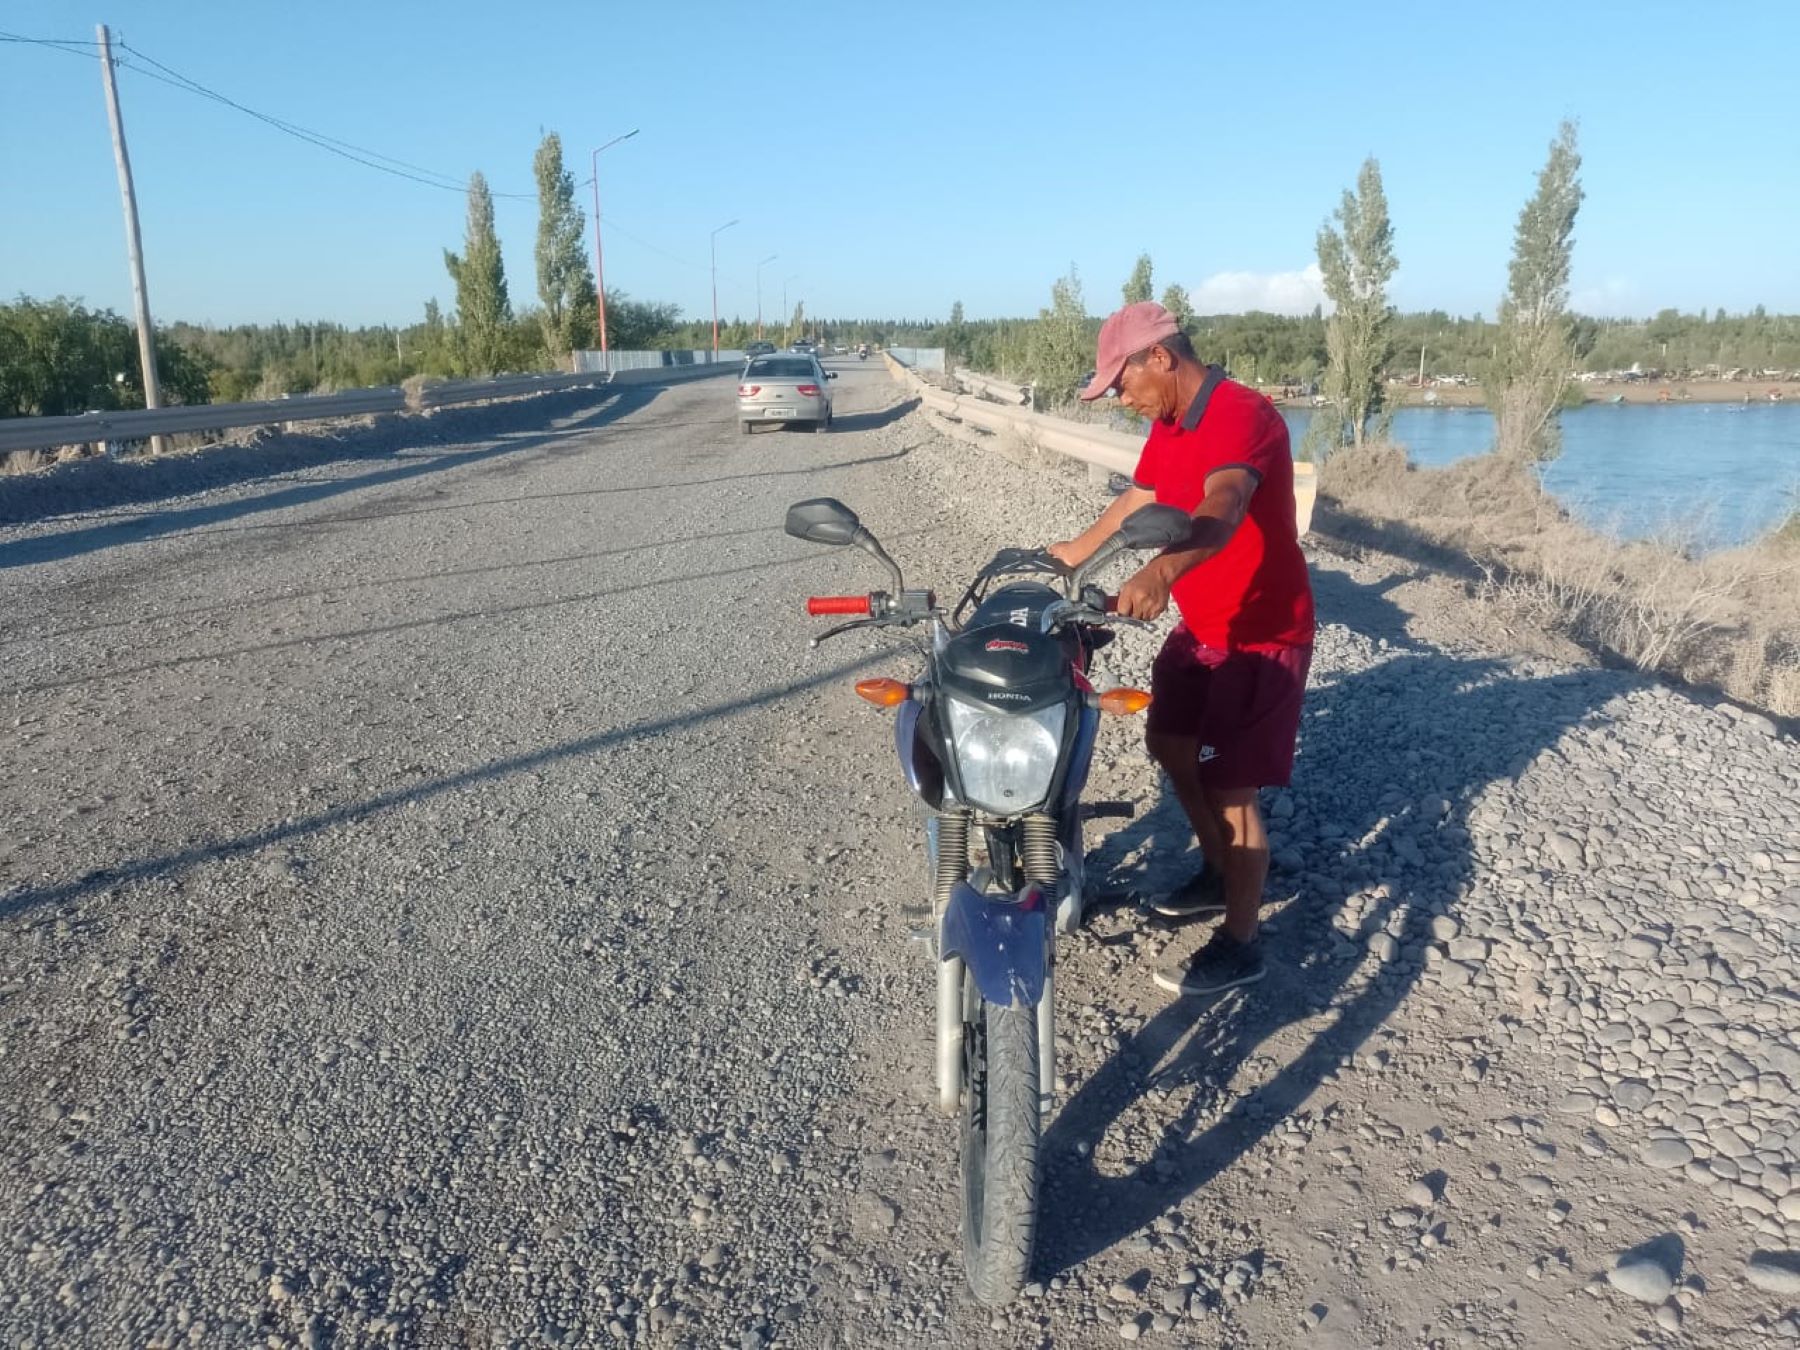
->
<box><xmin>1153</xmin><ymin>930</ymin><xmax>1266</xmax><ymax>996</ymax></box>
<box><xmin>1148</xmin><ymin>867</ymin><xmax>1225</xmax><ymax>919</ymax></box>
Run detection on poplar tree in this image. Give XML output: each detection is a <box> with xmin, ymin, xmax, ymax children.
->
<box><xmin>1316</xmin><ymin>157</ymin><xmax>1397</xmax><ymax>447</ymax></box>
<box><xmin>1123</xmin><ymin>253</ymin><xmax>1155</xmax><ymax>306</ymax></box>
<box><xmin>444</xmin><ymin>172</ymin><xmax>511</xmax><ymax>374</ymax></box>
<box><xmin>1027</xmin><ymin>265</ymin><xmax>1090</xmax><ymax>407</ymax></box>
<box><xmin>1161</xmin><ymin>283</ymin><xmax>1194</xmax><ymax>326</ymax></box>
<box><xmin>532</xmin><ymin>134</ymin><xmax>597</xmax><ymax>363</ymax></box>
<box><xmin>1488</xmin><ymin>121</ymin><xmax>1584</xmax><ymax>462</ymax></box>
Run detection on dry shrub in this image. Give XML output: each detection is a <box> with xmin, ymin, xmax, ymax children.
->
<box><xmin>1318</xmin><ymin>442</ymin><xmax>1800</xmax><ymax>717</ymax></box>
<box><xmin>401</xmin><ymin>375</ymin><xmax>444</xmax><ymax>413</ymax></box>
<box><xmin>4</xmin><ymin>449</ymin><xmax>52</xmax><ymax>476</ymax></box>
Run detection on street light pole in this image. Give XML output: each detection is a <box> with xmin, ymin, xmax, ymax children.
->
<box><xmin>756</xmin><ymin>254</ymin><xmax>778</xmax><ymax>340</ymax></box>
<box><xmin>783</xmin><ymin>275</ymin><xmax>801</xmax><ymax>338</ymax></box>
<box><xmin>589</xmin><ymin>128</ymin><xmax>639</xmax><ymax>374</ymax></box>
<box><xmin>710</xmin><ymin>218</ymin><xmax>739</xmax><ymax>356</ymax></box>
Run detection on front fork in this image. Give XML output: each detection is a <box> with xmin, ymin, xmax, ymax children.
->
<box><xmin>931</xmin><ymin>811</ymin><xmax>1059</xmax><ymax>1116</ymax></box>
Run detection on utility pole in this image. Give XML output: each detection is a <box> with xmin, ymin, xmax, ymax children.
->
<box><xmin>590</xmin><ymin>129</ymin><xmax>639</xmax><ymax>374</ymax></box>
<box><xmin>756</xmin><ymin>254</ymin><xmax>778</xmax><ymax>340</ymax></box>
<box><xmin>96</xmin><ymin>24</ymin><xmax>163</xmax><ymax>440</ymax></box>
<box><xmin>710</xmin><ymin>218</ymin><xmax>738</xmax><ymax>356</ymax></box>
<box><xmin>1418</xmin><ymin>341</ymin><xmax>1427</xmax><ymax>388</ymax></box>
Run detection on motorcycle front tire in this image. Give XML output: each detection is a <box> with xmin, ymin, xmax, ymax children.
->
<box><xmin>960</xmin><ymin>972</ymin><xmax>1040</xmax><ymax>1305</ymax></box>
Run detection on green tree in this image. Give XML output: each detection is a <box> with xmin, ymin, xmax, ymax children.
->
<box><xmin>1026</xmin><ymin>265</ymin><xmax>1091</xmax><ymax>408</ymax></box>
<box><xmin>945</xmin><ymin>299</ymin><xmax>968</xmax><ymax>362</ymax></box>
<box><xmin>1161</xmin><ymin>283</ymin><xmax>1193</xmax><ymax>326</ymax></box>
<box><xmin>1316</xmin><ymin>156</ymin><xmax>1397</xmax><ymax>447</ymax></box>
<box><xmin>443</xmin><ymin>172</ymin><xmax>512</xmax><ymax>374</ymax></box>
<box><xmin>532</xmin><ymin>134</ymin><xmax>597</xmax><ymax>364</ymax></box>
<box><xmin>1123</xmin><ymin>253</ymin><xmax>1154</xmax><ymax>306</ymax></box>
<box><xmin>1487</xmin><ymin>121</ymin><xmax>1583</xmax><ymax>461</ymax></box>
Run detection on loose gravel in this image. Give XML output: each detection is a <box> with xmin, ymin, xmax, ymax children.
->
<box><xmin>2</xmin><ymin>362</ymin><xmax>1797</xmax><ymax>1348</ymax></box>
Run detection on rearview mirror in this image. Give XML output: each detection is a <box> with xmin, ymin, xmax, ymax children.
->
<box><xmin>1118</xmin><ymin>503</ymin><xmax>1192</xmax><ymax>550</ymax></box>
<box><xmin>785</xmin><ymin>497</ymin><xmax>862</xmax><ymax>546</ymax></box>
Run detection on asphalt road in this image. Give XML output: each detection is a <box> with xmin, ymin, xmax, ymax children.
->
<box><xmin>4</xmin><ymin>359</ymin><xmax>1797</xmax><ymax>1349</ymax></box>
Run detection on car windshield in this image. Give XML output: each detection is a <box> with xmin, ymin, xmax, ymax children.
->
<box><xmin>747</xmin><ymin>358</ymin><xmax>816</xmax><ymax>378</ymax></box>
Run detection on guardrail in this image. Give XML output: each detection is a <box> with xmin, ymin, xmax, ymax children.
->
<box><xmin>884</xmin><ymin>353</ymin><xmax>1316</xmax><ymax>537</ymax></box>
<box><xmin>0</xmin><ymin>355</ymin><xmax>741</xmax><ymax>456</ymax></box>
<box><xmin>952</xmin><ymin>367</ymin><xmax>1030</xmax><ymax>406</ymax></box>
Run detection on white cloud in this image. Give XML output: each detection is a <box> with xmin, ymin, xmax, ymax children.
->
<box><xmin>1570</xmin><ymin>277</ymin><xmax>1641</xmax><ymax>318</ymax></box>
<box><xmin>1188</xmin><ymin>263</ymin><xmax>1327</xmax><ymax>316</ymax></box>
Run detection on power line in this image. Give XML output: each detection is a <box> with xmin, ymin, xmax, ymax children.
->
<box><xmin>5</xmin><ymin>30</ymin><xmax>536</xmax><ymax>201</ymax></box>
<box><xmin>117</xmin><ymin>40</ymin><xmax>509</xmax><ymax>194</ymax></box>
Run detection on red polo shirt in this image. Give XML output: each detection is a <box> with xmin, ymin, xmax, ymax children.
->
<box><xmin>1132</xmin><ymin>371</ymin><xmax>1315</xmax><ymax>650</ymax></box>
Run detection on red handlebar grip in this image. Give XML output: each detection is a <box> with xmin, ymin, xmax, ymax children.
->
<box><xmin>1102</xmin><ymin>594</ymin><xmax>1120</xmax><ymax>614</ymax></box>
<box><xmin>806</xmin><ymin>595</ymin><xmax>872</xmax><ymax>616</ymax></box>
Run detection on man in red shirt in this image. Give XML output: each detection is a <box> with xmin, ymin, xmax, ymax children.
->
<box><xmin>1049</xmin><ymin>301</ymin><xmax>1315</xmax><ymax>994</ymax></box>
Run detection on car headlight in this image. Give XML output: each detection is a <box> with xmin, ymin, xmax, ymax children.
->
<box><xmin>945</xmin><ymin>698</ymin><xmax>1065</xmax><ymax>815</ymax></box>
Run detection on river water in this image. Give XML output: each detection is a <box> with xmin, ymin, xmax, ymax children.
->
<box><xmin>1276</xmin><ymin>403</ymin><xmax>1800</xmax><ymax>551</ymax></box>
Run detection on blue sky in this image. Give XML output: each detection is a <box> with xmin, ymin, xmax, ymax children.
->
<box><xmin>3</xmin><ymin>0</ymin><xmax>1795</xmax><ymax>329</ymax></box>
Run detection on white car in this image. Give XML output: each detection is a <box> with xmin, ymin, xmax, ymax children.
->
<box><xmin>738</xmin><ymin>354</ymin><xmax>836</xmax><ymax>434</ymax></box>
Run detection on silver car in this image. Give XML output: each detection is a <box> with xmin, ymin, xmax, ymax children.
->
<box><xmin>738</xmin><ymin>354</ymin><xmax>836</xmax><ymax>434</ymax></box>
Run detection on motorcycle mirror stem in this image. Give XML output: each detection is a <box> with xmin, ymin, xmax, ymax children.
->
<box><xmin>785</xmin><ymin>497</ymin><xmax>905</xmax><ymax>591</ymax></box>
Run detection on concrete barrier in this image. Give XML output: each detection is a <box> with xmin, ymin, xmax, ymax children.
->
<box><xmin>884</xmin><ymin>353</ymin><xmax>1316</xmax><ymax>538</ymax></box>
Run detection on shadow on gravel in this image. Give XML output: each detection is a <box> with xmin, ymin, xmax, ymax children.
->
<box><xmin>132</xmin><ymin>443</ymin><xmax>922</xmax><ymax>540</ymax></box>
<box><xmin>0</xmin><ymin>650</ymin><xmax>885</xmax><ymax>922</ymax></box>
<box><xmin>1039</xmin><ymin>570</ymin><xmax>1630</xmax><ymax>1277</ymax></box>
<box><xmin>6</xmin><ymin>524</ymin><xmax>788</xmax><ymax>646</ymax></box>
<box><xmin>0</xmin><ymin>387</ymin><xmax>661</xmax><ymax>572</ymax></box>
<box><xmin>2</xmin><ymin>530</ymin><xmax>928</xmax><ymax>696</ymax></box>
<box><xmin>828</xmin><ymin>398</ymin><xmax>919</xmax><ymax>433</ymax></box>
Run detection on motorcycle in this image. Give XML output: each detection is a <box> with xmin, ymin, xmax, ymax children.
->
<box><xmin>784</xmin><ymin>496</ymin><xmax>1191</xmax><ymax>1304</ymax></box>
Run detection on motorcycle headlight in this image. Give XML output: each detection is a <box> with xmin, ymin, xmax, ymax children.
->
<box><xmin>945</xmin><ymin>698</ymin><xmax>1066</xmax><ymax>815</ymax></box>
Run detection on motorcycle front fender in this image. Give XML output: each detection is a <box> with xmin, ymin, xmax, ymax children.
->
<box><xmin>939</xmin><ymin>880</ymin><xmax>1047</xmax><ymax>1009</ymax></box>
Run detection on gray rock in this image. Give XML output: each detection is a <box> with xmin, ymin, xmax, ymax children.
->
<box><xmin>1606</xmin><ymin>1234</ymin><xmax>1684</xmax><ymax>1304</ymax></box>
<box><xmin>1641</xmin><ymin>1139</ymin><xmax>1694</xmax><ymax>1169</ymax></box>
<box><xmin>1746</xmin><ymin>1249</ymin><xmax>1800</xmax><ymax>1296</ymax></box>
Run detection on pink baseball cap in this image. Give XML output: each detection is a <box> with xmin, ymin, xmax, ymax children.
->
<box><xmin>1079</xmin><ymin>301</ymin><xmax>1182</xmax><ymax>401</ymax></box>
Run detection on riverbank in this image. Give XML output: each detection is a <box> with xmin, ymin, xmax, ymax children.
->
<box><xmin>1269</xmin><ymin>379</ymin><xmax>1799</xmax><ymax>408</ymax></box>
<box><xmin>1314</xmin><ymin>443</ymin><xmax>1800</xmax><ymax>718</ymax></box>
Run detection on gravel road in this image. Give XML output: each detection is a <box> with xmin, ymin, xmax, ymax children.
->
<box><xmin>2</xmin><ymin>362</ymin><xmax>1797</xmax><ymax>1349</ymax></box>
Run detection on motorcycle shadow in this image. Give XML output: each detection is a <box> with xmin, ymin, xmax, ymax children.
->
<box><xmin>1037</xmin><ymin>636</ymin><xmax>1626</xmax><ymax>1279</ymax></box>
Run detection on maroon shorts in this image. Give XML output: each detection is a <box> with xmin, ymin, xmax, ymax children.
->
<box><xmin>1144</xmin><ymin>627</ymin><xmax>1312</xmax><ymax>789</ymax></box>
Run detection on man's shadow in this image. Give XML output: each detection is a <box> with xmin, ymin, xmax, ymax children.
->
<box><xmin>1041</xmin><ymin>569</ymin><xmax>1633</xmax><ymax>1275</ymax></box>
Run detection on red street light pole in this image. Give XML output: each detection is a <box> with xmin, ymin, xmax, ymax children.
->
<box><xmin>756</xmin><ymin>254</ymin><xmax>778</xmax><ymax>340</ymax></box>
<box><xmin>710</xmin><ymin>218</ymin><xmax>739</xmax><ymax>356</ymax></box>
<box><xmin>589</xmin><ymin>128</ymin><xmax>639</xmax><ymax>373</ymax></box>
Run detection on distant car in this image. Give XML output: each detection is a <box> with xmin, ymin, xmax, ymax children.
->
<box><xmin>739</xmin><ymin>354</ymin><xmax>836</xmax><ymax>434</ymax></box>
<box><xmin>744</xmin><ymin>340</ymin><xmax>777</xmax><ymax>359</ymax></box>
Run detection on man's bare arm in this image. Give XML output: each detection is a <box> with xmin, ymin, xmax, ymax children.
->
<box><xmin>1047</xmin><ymin>485</ymin><xmax>1156</xmax><ymax>569</ymax></box>
<box><xmin>1113</xmin><ymin>469</ymin><xmax>1258</xmax><ymax>619</ymax></box>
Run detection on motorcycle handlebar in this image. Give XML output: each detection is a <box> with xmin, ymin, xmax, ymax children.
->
<box><xmin>806</xmin><ymin>595</ymin><xmax>872</xmax><ymax>616</ymax></box>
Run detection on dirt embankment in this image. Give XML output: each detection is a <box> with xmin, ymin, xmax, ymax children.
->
<box><xmin>1314</xmin><ymin>443</ymin><xmax>1800</xmax><ymax>719</ymax></box>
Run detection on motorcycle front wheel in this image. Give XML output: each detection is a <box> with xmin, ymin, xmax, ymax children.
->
<box><xmin>960</xmin><ymin>972</ymin><xmax>1040</xmax><ymax>1305</ymax></box>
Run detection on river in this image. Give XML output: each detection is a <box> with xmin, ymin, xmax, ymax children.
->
<box><xmin>1277</xmin><ymin>402</ymin><xmax>1800</xmax><ymax>551</ymax></box>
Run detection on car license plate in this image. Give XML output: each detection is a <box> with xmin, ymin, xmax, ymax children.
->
<box><xmin>765</xmin><ymin>407</ymin><xmax>795</xmax><ymax>418</ymax></box>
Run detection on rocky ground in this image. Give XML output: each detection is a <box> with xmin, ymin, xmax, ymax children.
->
<box><xmin>1</xmin><ymin>363</ymin><xmax>1796</xmax><ymax>1348</ymax></box>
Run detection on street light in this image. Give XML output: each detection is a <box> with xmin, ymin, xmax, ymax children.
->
<box><xmin>756</xmin><ymin>254</ymin><xmax>779</xmax><ymax>340</ymax></box>
<box><xmin>782</xmin><ymin>274</ymin><xmax>801</xmax><ymax>337</ymax></box>
<box><xmin>590</xmin><ymin>128</ymin><xmax>639</xmax><ymax>373</ymax></box>
<box><xmin>710</xmin><ymin>218</ymin><xmax>739</xmax><ymax>356</ymax></box>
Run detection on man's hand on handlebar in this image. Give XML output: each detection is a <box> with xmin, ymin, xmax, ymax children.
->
<box><xmin>1046</xmin><ymin>540</ymin><xmax>1085</xmax><ymax>570</ymax></box>
<box><xmin>1114</xmin><ymin>559</ymin><xmax>1174</xmax><ymax>621</ymax></box>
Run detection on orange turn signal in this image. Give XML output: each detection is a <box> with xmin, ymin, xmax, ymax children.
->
<box><xmin>854</xmin><ymin>678</ymin><xmax>910</xmax><ymax>708</ymax></box>
<box><xmin>1097</xmin><ymin>687</ymin><xmax>1152</xmax><ymax>716</ymax></box>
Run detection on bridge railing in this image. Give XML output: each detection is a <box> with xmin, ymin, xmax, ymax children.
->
<box><xmin>882</xmin><ymin>353</ymin><xmax>1316</xmax><ymax>537</ymax></box>
<box><xmin>0</xmin><ymin>352</ymin><xmax>743</xmax><ymax>456</ymax></box>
